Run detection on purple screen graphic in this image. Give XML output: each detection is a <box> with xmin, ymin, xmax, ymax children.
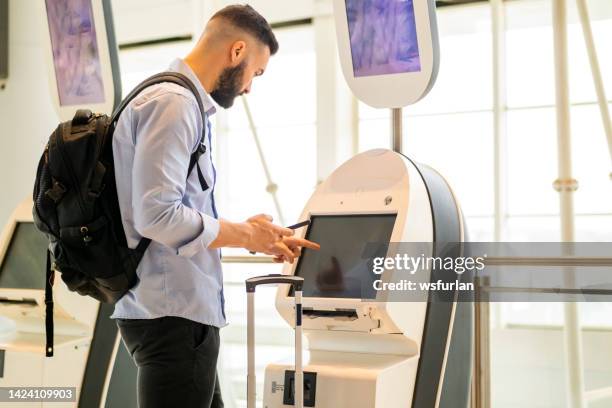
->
<box><xmin>346</xmin><ymin>0</ymin><xmax>421</xmax><ymax>77</ymax></box>
<box><xmin>45</xmin><ymin>0</ymin><xmax>105</xmax><ymax>106</ymax></box>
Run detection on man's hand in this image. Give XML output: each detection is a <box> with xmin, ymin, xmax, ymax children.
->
<box><xmin>271</xmin><ymin>235</ymin><xmax>321</xmax><ymax>264</ymax></box>
<box><xmin>243</xmin><ymin>214</ymin><xmax>294</xmax><ymax>254</ymax></box>
<box><xmin>210</xmin><ymin>214</ymin><xmax>320</xmax><ymax>263</ymax></box>
<box><xmin>244</xmin><ymin>215</ymin><xmax>320</xmax><ymax>263</ymax></box>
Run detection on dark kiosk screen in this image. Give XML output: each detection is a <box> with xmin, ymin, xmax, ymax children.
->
<box><xmin>293</xmin><ymin>214</ymin><xmax>396</xmax><ymax>299</ymax></box>
<box><xmin>0</xmin><ymin>222</ymin><xmax>47</xmax><ymax>290</ymax></box>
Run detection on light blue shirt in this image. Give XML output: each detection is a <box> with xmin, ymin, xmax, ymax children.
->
<box><xmin>111</xmin><ymin>58</ymin><xmax>226</xmax><ymax>328</ymax></box>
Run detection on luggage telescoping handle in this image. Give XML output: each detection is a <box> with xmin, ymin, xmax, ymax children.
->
<box><xmin>246</xmin><ymin>274</ymin><xmax>304</xmax><ymax>408</ymax></box>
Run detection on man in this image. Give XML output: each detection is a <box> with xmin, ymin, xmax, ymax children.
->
<box><xmin>111</xmin><ymin>5</ymin><xmax>319</xmax><ymax>407</ymax></box>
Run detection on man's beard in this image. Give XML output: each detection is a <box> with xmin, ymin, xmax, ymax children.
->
<box><xmin>210</xmin><ymin>62</ymin><xmax>246</xmax><ymax>108</ymax></box>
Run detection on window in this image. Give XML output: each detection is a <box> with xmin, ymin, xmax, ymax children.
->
<box><xmin>216</xmin><ymin>26</ymin><xmax>316</xmax><ymax>227</ymax></box>
<box><xmin>504</xmin><ymin>0</ymin><xmax>612</xmax><ymax>243</ymax></box>
<box><xmin>118</xmin><ymin>40</ymin><xmax>194</xmax><ymax>96</ymax></box>
<box><xmin>214</xmin><ymin>25</ymin><xmax>316</xmax><ymax>407</ymax></box>
<box><xmin>355</xmin><ymin>1</ymin><xmax>612</xmax><ymax>407</ymax></box>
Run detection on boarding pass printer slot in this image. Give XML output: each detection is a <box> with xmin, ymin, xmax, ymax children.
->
<box><xmin>302</xmin><ymin>308</ymin><xmax>358</xmax><ymax>320</ymax></box>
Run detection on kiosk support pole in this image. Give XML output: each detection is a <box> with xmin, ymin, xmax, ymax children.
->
<box><xmin>552</xmin><ymin>0</ymin><xmax>586</xmax><ymax>407</ymax></box>
<box><xmin>392</xmin><ymin>108</ymin><xmax>403</xmax><ymax>153</ymax></box>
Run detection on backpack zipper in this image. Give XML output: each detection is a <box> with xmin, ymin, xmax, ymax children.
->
<box><xmin>33</xmin><ymin>146</ymin><xmax>60</xmax><ymax>239</ymax></box>
<box><xmin>94</xmin><ymin>113</ymin><xmax>107</xmax><ymax>165</ymax></box>
<box><xmin>54</xmin><ymin>125</ymin><xmax>87</xmax><ymax>216</ymax></box>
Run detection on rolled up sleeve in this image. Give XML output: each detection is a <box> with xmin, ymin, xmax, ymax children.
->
<box><xmin>177</xmin><ymin>212</ymin><xmax>220</xmax><ymax>257</ymax></box>
<box><xmin>130</xmin><ymin>91</ymin><xmax>217</xmax><ymax>257</ymax></box>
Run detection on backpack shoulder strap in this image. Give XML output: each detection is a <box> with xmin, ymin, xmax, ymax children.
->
<box><xmin>113</xmin><ymin>72</ymin><xmax>209</xmax><ymax>256</ymax></box>
<box><xmin>111</xmin><ymin>71</ymin><xmax>206</xmax><ymax>125</ymax></box>
<box><xmin>113</xmin><ymin>71</ymin><xmax>209</xmax><ymax>175</ymax></box>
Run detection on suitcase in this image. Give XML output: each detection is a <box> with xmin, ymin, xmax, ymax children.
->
<box><xmin>246</xmin><ymin>274</ymin><xmax>305</xmax><ymax>408</ymax></box>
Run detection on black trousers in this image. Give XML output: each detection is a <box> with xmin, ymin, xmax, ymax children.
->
<box><xmin>117</xmin><ymin>316</ymin><xmax>224</xmax><ymax>408</ymax></box>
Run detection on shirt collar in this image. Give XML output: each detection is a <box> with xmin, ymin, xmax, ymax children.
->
<box><xmin>169</xmin><ymin>58</ymin><xmax>218</xmax><ymax>116</ymax></box>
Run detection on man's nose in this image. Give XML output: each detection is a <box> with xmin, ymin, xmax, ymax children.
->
<box><xmin>244</xmin><ymin>80</ymin><xmax>253</xmax><ymax>94</ymax></box>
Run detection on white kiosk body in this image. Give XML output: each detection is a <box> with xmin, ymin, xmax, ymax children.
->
<box><xmin>262</xmin><ymin>150</ymin><xmax>472</xmax><ymax>407</ymax></box>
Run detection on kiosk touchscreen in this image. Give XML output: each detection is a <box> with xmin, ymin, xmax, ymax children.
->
<box><xmin>333</xmin><ymin>0</ymin><xmax>440</xmax><ymax>107</ymax></box>
<box><xmin>0</xmin><ymin>222</ymin><xmax>47</xmax><ymax>291</ymax></box>
<box><xmin>292</xmin><ymin>214</ymin><xmax>396</xmax><ymax>300</ymax></box>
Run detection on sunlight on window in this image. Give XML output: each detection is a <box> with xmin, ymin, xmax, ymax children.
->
<box><xmin>116</xmin><ymin>3</ymin><xmax>612</xmax><ymax>407</ymax></box>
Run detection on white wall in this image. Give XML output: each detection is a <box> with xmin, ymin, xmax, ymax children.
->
<box><xmin>0</xmin><ymin>0</ymin><xmax>59</xmax><ymax>227</ymax></box>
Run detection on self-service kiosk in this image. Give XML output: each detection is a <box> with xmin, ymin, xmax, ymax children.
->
<box><xmin>261</xmin><ymin>150</ymin><xmax>472</xmax><ymax>408</ymax></box>
<box><xmin>261</xmin><ymin>2</ymin><xmax>471</xmax><ymax>405</ymax></box>
<box><xmin>0</xmin><ymin>199</ymin><xmax>97</xmax><ymax>405</ymax></box>
<box><xmin>0</xmin><ymin>198</ymin><xmax>138</xmax><ymax>408</ymax></box>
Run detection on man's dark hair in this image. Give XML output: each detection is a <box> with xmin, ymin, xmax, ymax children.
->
<box><xmin>211</xmin><ymin>4</ymin><xmax>279</xmax><ymax>55</ymax></box>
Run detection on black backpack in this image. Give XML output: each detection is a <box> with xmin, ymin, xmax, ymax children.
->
<box><xmin>33</xmin><ymin>72</ymin><xmax>209</xmax><ymax>356</ymax></box>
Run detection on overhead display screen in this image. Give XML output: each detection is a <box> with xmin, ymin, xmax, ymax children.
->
<box><xmin>293</xmin><ymin>214</ymin><xmax>397</xmax><ymax>299</ymax></box>
<box><xmin>0</xmin><ymin>222</ymin><xmax>47</xmax><ymax>290</ymax></box>
<box><xmin>345</xmin><ymin>0</ymin><xmax>421</xmax><ymax>77</ymax></box>
<box><xmin>45</xmin><ymin>0</ymin><xmax>105</xmax><ymax>106</ymax></box>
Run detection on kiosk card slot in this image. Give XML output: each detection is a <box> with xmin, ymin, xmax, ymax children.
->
<box><xmin>302</xmin><ymin>308</ymin><xmax>358</xmax><ymax>319</ymax></box>
<box><xmin>0</xmin><ymin>297</ymin><xmax>37</xmax><ymax>306</ymax></box>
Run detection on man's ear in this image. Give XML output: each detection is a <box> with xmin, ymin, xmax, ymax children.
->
<box><xmin>230</xmin><ymin>40</ymin><xmax>247</xmax><ymax>64</ymax></box>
